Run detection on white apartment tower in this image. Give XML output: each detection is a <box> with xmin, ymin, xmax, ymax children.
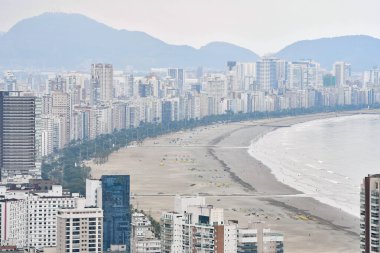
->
<box><xmin>91</xmin><ymin>63</ymin><xmax>113</xmax><ymax>104</ymax></box>
<box><xmin>333</xmin><ymin>61</ymin><xmax>351</xmax><ymax>87</ymax></box>
<box><xmin>256</xmin><ymin>58</ymin><xmax>278</xmax><ymax>91</ymax></box>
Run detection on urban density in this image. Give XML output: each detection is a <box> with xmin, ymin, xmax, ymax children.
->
<box><xmin>0</xmin><ymin>60</ymin><xmax>380</xmax><ymax>183</ymax></box>
<box><xmin>0</xmin><ymin>58</ymin><xmax>379</xmax><ymax>252</ymax></box>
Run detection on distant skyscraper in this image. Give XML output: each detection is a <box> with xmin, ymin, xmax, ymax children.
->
<box><xmin>3</xmin><ymin>71</ymin><xmax>17</xmax><ymax>91</ymax></box>
<box><xmin>333</xmin><ymin>61</ymin><xmax>351</xmax><ymax>87</ymax></box>
<box><xmin>102</xmin><ymin>175</ymin><xmax>131</xmax><ymax>252</ymax></box>
<box><xmin>360</xmin><ymin>174</ymin><xmax>380</xmax><ymax>253</ymax></box>
<box><xmin>168</xmin><ymin>68</ymin><xmax>184</xmax><ymax>95</ymax></box>
<box><xmin>256</xmin><ymin>58</ymin><xmax>278</xmax><ymax>91</ymax></box>
<box><xmin>51</xmin><ymin>92</ymin><xmax>71</xmax><ymax>148</ymax></box>
<box><xmin>91</xmin><ymin>63</ymin><xmax>113</xmax><ymax>104</ymax></box>
<box><xmin>0</xmin><ymin>91</ymin><xmax>41</xmax><ymax>181</ymax></box>
<box><xmin>287</xmin><ymin>61</ymin><xmax>321</xmax><ymax>89</ymax></box>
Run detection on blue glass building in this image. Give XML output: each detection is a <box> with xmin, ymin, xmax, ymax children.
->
<box><xmin>101</xmin><ymin>175</ymin><xmax>131</xmax><ymax>252</ymax></box>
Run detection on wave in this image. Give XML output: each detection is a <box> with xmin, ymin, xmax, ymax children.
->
<box><xmin>248</xmin><ymin>114</ymin><xmax>380</xmax><ymax>217</ymax></box>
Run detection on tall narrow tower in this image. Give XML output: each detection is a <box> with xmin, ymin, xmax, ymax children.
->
<box><xmin>361</xmin><ymin>174</ymin><xmax>380</xmax><ymax>253</ymax></box>
<box><xmin>0</xmin><ymin>91</ymin><xmax>41</xmax><ymax>181</ymax></box>
<box><xmin>102</xmin><ymin>175</ymin><xmax>131</xmax><ymax>252</ymax></box>
<box><xmin>91</xmin><ymin>63</ymin><xmax>113</xmax><ymax>104</ymax></box>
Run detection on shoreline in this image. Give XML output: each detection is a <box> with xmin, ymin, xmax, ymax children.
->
<box><xmin>88</xmin><ymin>110</ymin><xmax>380</xmax><ymax>252</ymax></box>
<box><xmin>247</xmin><ymin>112</ymin><xmax>380</xmax><ymax>218</ymax></box>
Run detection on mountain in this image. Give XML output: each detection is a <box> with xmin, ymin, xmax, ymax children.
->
<box><xmin>0</xmin><ymin>12</ymin><xmax>259</xmax><ymax>70</ymax></box>
<box><xmin>275</xmin><ymin>35</ymin><xmax>380</xmax><ymax>71</ymax></box>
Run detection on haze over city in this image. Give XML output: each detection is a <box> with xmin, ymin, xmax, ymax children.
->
<box><xmin>0</xmin><ymin>1</ymin><xmax>380</xmax><ymax>253</ymax></box>
<box><xmin>1</xmin><ymin>0</ymin><xmax>380</xmax><ymax>54</ymax></box>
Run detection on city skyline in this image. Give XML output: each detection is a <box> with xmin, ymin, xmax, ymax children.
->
<box><xmin>1</xmin><ymin>0</ymin><xmax>380</xmax><ymax>55</ymax></box>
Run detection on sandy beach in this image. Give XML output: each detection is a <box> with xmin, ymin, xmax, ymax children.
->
<box><xmin>88</xmin><ymin>111</ymin><xmax>372</xmax><ymax>253</ymax></box>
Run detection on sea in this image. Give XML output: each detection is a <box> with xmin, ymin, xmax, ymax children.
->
<box><xmin>248</xmin><ymin>114</ymin><xmax>380</xmax><ymax>217</ymax></box>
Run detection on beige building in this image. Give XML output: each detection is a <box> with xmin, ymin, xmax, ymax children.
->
<box><xmin>56</xmin><ymin>199</ymin><xmax>103</xmax><ymax>253</ymax></box>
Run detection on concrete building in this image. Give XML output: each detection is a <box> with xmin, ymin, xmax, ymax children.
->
<box><xmin>0</xmin><ymin>183</ymin><xmax>81</xmax><ymax>250</ymax></box>
<box><xmin>256</xmin><ymin>58</ymin><xmax>278</xmax><ymax>91</ymax></box>
<box><xmin>237</xmin><ymin>222</ymin><xmax>284</xmax><ymax>253</ymax></box>
<box><xmin>131</xmin><ymin>212</ymin><xmax>161</xmax><ymax>253</ymax></box>
<box><xmin>161</xmin><ymin>212</ymin><xmax>183</xmax><ymax>253</ymax></box>
<box><xmin>168</xmin><ymin>68</ymin><xmax>184</xmax><ymax>95</ymax></box>
<box><xmin>91</xmin><ymin>63</ymin><xmax>113</xmax><ymax>104</ymax></box>
<box><xmin>0</xmin><ymin>198</ymin><xmax>28</xmax><ymax>248</ymax></box>
<box><xmin>161</xmin><ymin>196</ymin><xmax>237</xmax><ymax>253</ymax></box>
<box><xmin>56</xmin><ymin>199</ymin><xmax>103</xmax><ymax>253</ymax></box>
<box><xmin>85</xmin><ymin>178</ymin><xmax>102</xmax><ymax>208</ymax></box>
<box><xmin>360</xmin><ymin>174</ymin><xmax>380</xmax><ymax>253</ymax></box>
<box><xmin>0</xmin><ymin>91</ymin><xmax>41</xmax><ymax>182</ymax></box>
<box><xmin>333</xmin><ymin>61</ymin><xmax>351</xmax><ymax>87</ymax></box>
<box><xmin>51</xmin><ymin>92</ymin><xmax>71</xmax><ymax>148</ymax></box>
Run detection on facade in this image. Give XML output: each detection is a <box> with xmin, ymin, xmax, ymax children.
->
<box><xmin>360</xmin><ymin>174</ymin><xmax>380</xmax><ymax>253</ymax></box>
<box><xmin>56</xmin><ymin>199</ymin><xmax>103</xmax><ymax>253</ymax></box>
<box><xmin>51</xmin><ymin>92</ymin><xmax>71</xmax><ymax>149</ymax></box>
<box><xmin>160</xmin><ymin>212</ymin><xmax>183</xmax><ymax>253</ymax></box>
<box><xmin>131</xmin><ymin>212</ymin><xmax>160</xmax><ymax>253</ymax></box>
<box><xmin>0</xmin><ymin>184</ymin><xmax>81</xmax><ymax>250</ymax></box>
<box><xmin>91</xmin><ymin>63</ymin><xmax>113</xmax><ymax>104</ymax></box>
<box><xmin>0</xmin><ymin>199</ymin><xmax>28</xmax><ymax>248</ymax></box>
<box><xmin>333</xmin><ymin>61</ymin><xmax>351</xmax><ymax>87</ymax></box>
<box><xmin>237</xmin><ymin>222</ymin><xmax>284</xmax><ymax>253</ymax></box>
<box><xmin>256</xmin><ymin>58</ymin><xmax>278</xmax><ymax>91</ymax></box>
<box><xmin>161</xmin><ymin>196</ymin><xmax>237</xmax><ymax>253</ymax></box>
<box><xmin>102</xmin><ymin>175</ymin><xmax>131</xmax><ymax>252</ymax></box>
<box><xmin>168</xmin><ymin>68</ymin><xmax>184</xmax><ymax>95</ymax></box>
<box><xmin>0</xmin><ymin>91</ymin><xmax>41</xmax><ymax>181</ymax></box>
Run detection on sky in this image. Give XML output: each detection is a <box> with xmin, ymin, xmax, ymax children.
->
<box><xmin>0</xmin><ymin>0</ymin><xmax>379</xmax><ymax>55</ymax></box>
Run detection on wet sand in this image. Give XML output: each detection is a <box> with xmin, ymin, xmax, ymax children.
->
<box><xmin>88</xmin><ymin>111</ymin><xmax>372</xmax><ymax>252</ymax></box>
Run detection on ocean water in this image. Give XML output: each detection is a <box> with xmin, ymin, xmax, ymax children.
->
<box><xmin>248</xmin><ymin>114</ymin><xmax>380</xmax><ymax>217</ymax></box>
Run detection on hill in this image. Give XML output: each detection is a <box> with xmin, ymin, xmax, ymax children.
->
<box><xmin>0</xmin><ymin>13</ymin><xmax>259</xmax><ymax>70</ymax></box>
<box><xmin>275</xmin><ymin>35</ymin><xmax>380</xmax><ymax>71</ymax></box>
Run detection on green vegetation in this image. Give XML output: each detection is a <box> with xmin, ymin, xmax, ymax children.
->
<box><xmin>42</xmin><ymin>104</ymin><xmax>380</xmax><ymax>194</ymax></box>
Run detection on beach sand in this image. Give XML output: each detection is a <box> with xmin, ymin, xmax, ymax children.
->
<box><xmin>88</xmin><ymin>112</ymin><xmax>367</xmax><ymax>253</ymax></box>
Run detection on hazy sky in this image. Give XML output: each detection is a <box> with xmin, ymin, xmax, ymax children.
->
<box><xmin>1</xmin><ymin>0</ymin><xmax>379</xmax><ymax>55</ymax></box>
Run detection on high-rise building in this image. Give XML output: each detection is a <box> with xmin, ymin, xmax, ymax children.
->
<box><xmin>56</xmin><ymin>199</ymin><xmax>103</xmax><ymax>253</ymax></box>
<box><xmin>360</xmin><ymin>174</ymin><xmax>380</xmax><ymax>253</ymax></box>
<box><xmin>168</xmin><ymin>68</ymin><xmax>184</xmax><ymax>95</ymax></box>
<box><xmin>0</xmin><ymin>91</ymin><xmax>41</xmax><ymax>181</ymax></box>
<box><xmin>333</xmin><ymin>61</ymin><xmax>351</xmax><ymax>87</ymax></box>
<box><xmin>3</xmin><ymin>71</ymin><xmax>17</xmax><ymax>91</ymax></box>
<box><xmin>287</xmin><ymin>61</ymin><xmax>321</xmax><ymax>89</ymax></box>
<box><xmin>102</xmin><ymin>175</ymin><xmax>131</xmax><ymax>252</ymax></box>
<box><xmin>256</xmin><ymin>58</ymin><xmax>278</xmax><ymax>91</ymax></box>
<box><xmin>51</xmin><ymin>92</ymin><xmax>71</xmax><ymax>148</ymax></box>
<box><xmin>91</xmin><ymin>63</ymin><xmax>113</xmax><ymax>104</ymax></box>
